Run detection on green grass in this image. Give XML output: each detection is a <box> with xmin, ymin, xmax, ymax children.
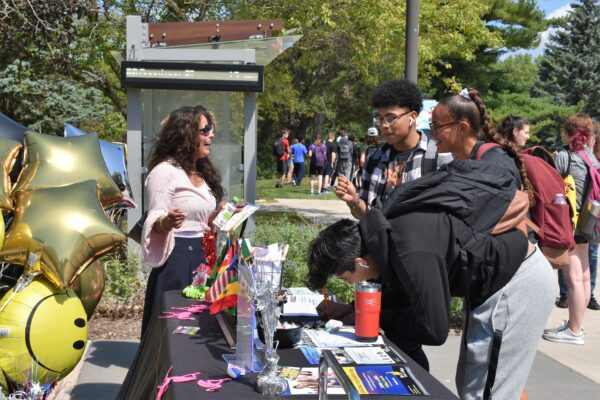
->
<box><xmin>255</xmin><ymin>177</ymin><xmax>339</xmax><ymax>202</ymax></box>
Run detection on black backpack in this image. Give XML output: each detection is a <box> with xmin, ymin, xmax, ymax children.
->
<box><xmin>273</xmin><ymin>138</ymin><xmax>284</xmax><ymax>157</ymax></box>
<box><xmin>338</xmin><ymin>137</ymin><xmax>351</xmax><ymax>160</ymax></box>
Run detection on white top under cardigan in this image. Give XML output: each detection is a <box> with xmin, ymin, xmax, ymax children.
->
<box><xmin>142</xmin><ymin>160</ymin><xmax>216</xmax><ymax>268</ymax></box>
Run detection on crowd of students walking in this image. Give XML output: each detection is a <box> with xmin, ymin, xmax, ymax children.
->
<box><xmin>273</xmin><ymin>127</ymin><xmax>372</xmax><ymax>195</ymax></box>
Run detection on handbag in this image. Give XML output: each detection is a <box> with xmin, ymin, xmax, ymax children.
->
<box><xmin>127</xmin><ymin>211</ymin><xmax>147</xmax><ymax>244</ymax></box>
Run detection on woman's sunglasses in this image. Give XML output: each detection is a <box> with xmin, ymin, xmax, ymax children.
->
<box><xmin>199</xmin><ymin>123</ymin><xmax>214</xmax><ymax>136</ymax></box>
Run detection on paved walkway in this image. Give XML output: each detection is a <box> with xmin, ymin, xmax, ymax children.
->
<box><xmin>61</xmin><ymin>198</ymin><xmax>600</xmax><ymax>399</ymax></box>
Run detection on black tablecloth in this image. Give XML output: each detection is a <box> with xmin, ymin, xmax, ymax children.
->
<box><xmin>117</xmin><ymin>291</ymin><xmax>458</xmax><ymax>399</ymax></box>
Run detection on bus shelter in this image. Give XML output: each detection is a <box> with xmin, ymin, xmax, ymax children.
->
<box><xmin>122</xmin><ymin>15</ymin><xmax>301</xmax><ymax>233</ymax></box>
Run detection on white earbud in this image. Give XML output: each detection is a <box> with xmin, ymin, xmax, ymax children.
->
<box><xmin>409</xmin><ymin>119</ymin><xmax>413</xmax><ymax>128</ymax></box>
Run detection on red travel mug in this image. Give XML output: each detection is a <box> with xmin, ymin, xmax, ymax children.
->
<box><xmin>354</xmin><ymin>282</ymin><xmax>382</xmax><ymax>342</ymax></box>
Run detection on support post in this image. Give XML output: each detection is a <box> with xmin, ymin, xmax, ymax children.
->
<box><xmin>405</xmin><ymin>0</ymin><xmax>420</xmax><ymax>83</ymax></box>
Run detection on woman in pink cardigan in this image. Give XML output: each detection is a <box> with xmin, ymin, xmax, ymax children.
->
<box><xmin>140</xmin><ymin>105</ymin><xmax>223</xmax><ymax>335</ymax></box>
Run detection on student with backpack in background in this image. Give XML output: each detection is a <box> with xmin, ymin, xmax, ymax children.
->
<box><xmin>557</xmin><ymin>120</ymin><xmax>600</xmax><ymax>311</ymax></box>
<box><xmin>322</xmin><ymin>132</ymin><xmax>337</xmax><ymax>191</ymax></box>
<box><xmin>544</xmin><ymin>114</ymin><xmax>600</xmax><ymax>345</ymax></box>
<box><xmin>290</xmin><ymin>137</ymin><xmax>308</xmax><ymax>187</ymax></box>
<box><xmin>308</xmin><ymin>135</ymin><xmax>327</xmax><ymax>195</ymax></box>
<box><xmin>335</xmin><ymin>79</ymin><xmax>451</xmax><ymax>219</ymax></box>
<box><xmin>336</xmin><ymin>128</ymin><xmax>354</xmax><ymax>180</ymax></box>
<box><xmin>349</xmin><ymin>136</ymin><xmax>362</xmax><ymax>189</ymax></box>
<box><xmin>273</xmin><ymin>129</ymin><xmax>290</xmax><ymax>188</ymax></box>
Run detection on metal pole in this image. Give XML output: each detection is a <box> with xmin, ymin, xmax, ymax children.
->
<box><xmin>405</xmin><ymin>0</ymin><xmax>420</xmax><ymax>83</ymax></box>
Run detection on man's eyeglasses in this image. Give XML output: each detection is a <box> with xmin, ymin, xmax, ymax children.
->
<box><xmin>373</xmin><ymin>110</ymin><xmax>412</xmax><ymax>127</ymax></box>
<box><xmin>429</xmin><ymin>120</ymin><xmax>461</xmax><ymax>135</ymax></box>
<box><xmin>199</xmin><ymin>123</ymin><xmax>214</xmax><ymax>136</ymax></box>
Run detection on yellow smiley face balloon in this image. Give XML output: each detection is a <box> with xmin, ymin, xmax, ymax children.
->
<box><xmin>0</xmin><ymin>180</ymin><xmax>127</xmax><ymax>288</ymax></box>
<box><xmin>0</xmin><ymin>277</ymin><xmax>88</xmax><ymax>390</ymax></box>
<box><xmin>13</xmin><ymin>131</ymin><xmax>122</xmax><ymax>207</ymax></box>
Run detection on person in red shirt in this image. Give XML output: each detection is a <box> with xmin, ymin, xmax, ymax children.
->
<box><xmin>276</xmin><ymin>129</ymin><xmax>290</xmax><ymax>188</ymax></box>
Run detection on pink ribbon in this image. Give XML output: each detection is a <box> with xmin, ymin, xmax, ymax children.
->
<box><xmin>159</xmin><ymin>311</ymin><xmax>195</xmax><ymax>320</ymax></box>
<box><xmin>197</xmin><ymin>378</ymin><xmax>232</xmax><ymax>392</ymax></box>
<box><xmin>156</xmin><ymin>366</ymin><xmax>201</xmax><ymax>400</ymax></box>
<box><xmin>171</xmin><ymin>304</ymin><xmax>208</xmax><ymax>314</ymax></box>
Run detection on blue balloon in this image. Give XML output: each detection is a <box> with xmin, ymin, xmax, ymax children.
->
<box><xmin>64</xmin><ymin>124</ymin><xmax>88</xmax><ymax>137</ymax></box>
<box><xmin>0</xmin><ymin>112</ymin><xmax>27</xmax><ymax>142</ymax></box>
<box><xmin>63</xmin><ymin>124</ymin><xmax>135</xmax><ymax>207</ymax></box>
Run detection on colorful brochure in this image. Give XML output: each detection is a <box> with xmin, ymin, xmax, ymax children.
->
<box><xmin>343</xmin><ymin>365</ymin><xmax>428</xmax><ymax>396</ymax></box>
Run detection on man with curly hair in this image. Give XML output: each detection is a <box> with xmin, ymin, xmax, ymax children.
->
<box><xmin>335</xmin><ymin>79</ymin><xmax>451</xmax><ymax>218</ymax></box>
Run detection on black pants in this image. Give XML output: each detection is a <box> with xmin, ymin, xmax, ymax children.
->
<box><xmin>141</xmin><ymin>237</ymin><xmax>206</xmax><ymax>336</ymax></box>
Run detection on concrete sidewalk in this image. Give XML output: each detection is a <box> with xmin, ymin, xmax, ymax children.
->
<box><xmin>63</xmin><ymin>198</ymin><xmax>600</xmax><ymax>399</ymax></box>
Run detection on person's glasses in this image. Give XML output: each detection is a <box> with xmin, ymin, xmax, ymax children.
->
<box><xmin>199</xmin><ymin>123</ymin><xmax>214</xmax><ymax>136</ymax></box>
<box><xmin>373</xmin><ymin>110</ymin><xmax>412</xmax><ymax>127</ymax></box>
<box><xmin>429</xmin><ymin>120</ymin><xmax>461</xmax><ymax>135</ymax></box>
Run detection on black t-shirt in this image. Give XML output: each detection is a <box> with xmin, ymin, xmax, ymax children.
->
<box><xmin>326</xmin><ymin>140</ymin><xmax>337</xmax><ymax>162</ymax></box>
<box><xmin>360</xmin><ymin>209</ymin><xmax>527</xmax><ymax>347</ymax></box>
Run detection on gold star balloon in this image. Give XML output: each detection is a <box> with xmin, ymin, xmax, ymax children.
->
<box><xmin>71</xmin><ymin>260</ymin><xmax>105</xmax><ymax>319</ymax></box>
<box><xmin>0</xmin><ymin>138</ymin><xmax>22</xmax><ymax>211</ymax></box>
<box><xmin>0</xmin><ymin>180</ymin><xmax>126</xmax><ymax>288</ymax></box>
<box><xmin>13</xmin><ymin>131</ymin><xmax>122</xmax><ymax>207</ymax></box>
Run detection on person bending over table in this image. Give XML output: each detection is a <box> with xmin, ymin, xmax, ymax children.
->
<box><xmin>140</xmin><ymin>105</ymin><xmax>224</xmax><ymax>336</ymax></box>
<box><xmin>307</xmin><ymin>208</ymin><xmax>554</xmax><ymax>400</ymax></box>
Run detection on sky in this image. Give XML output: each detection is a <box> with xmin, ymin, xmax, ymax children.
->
<box><xmin>514</xmin><ymin>0</ymin><xmax>574</xmax><ymax>58</ymax></box>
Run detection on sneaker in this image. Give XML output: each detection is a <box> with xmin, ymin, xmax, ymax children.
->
<box><xmin>555</xmin><ymin>294</ymin><xmax>568</xmax><ymax>308</ymax></box>
<box><xmin>588</xmin><ymin>296</ymin><xmax>600</xmax><ymax>310</ymax></box>
<box><xmin>543</xmin><ymin>326</ymin><xmax>585</xmax><ymax>345</ymax></box>
<box><xmin>544</xmin><ymin>319</ymin><xmax>568</xmax><ymax>334</ymax></box>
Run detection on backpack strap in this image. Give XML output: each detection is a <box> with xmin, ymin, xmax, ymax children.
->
<box><xmin>421</xmin><ymin>139</ymin><xmax>439</xmax><ymax>175</ymax></box>
<box><xmin>475</xmin><ymin>142</ymin><xmax>502</xmax><ymax>160</ymax></box>
<box><xmin>460</xmin><ymin>234</ymin><xmax>503</xmax><ymax>400</ymax></box>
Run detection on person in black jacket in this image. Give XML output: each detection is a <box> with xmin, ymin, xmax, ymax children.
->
<box><xmin>308</xmin><ymin>203</ymin><xmax>554</xmax><ymax>400</ymax></box>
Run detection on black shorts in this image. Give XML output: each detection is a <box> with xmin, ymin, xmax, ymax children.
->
<box><xmin>276</xmin><ymin>159</ymin><xmax>288</xmax><ymax>175</ymax></box>
<box><xmin>323</xmin><ymin>163</ymin><xmax>334</xmax><ymax>177</ymax></box>
<box><xmin>310</xmin><ymin>164</ymin><xmax>325</xmax><ymax>176</ymax></box>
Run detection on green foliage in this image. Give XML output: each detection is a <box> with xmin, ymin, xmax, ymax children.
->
<box><xmin>535</xmin><ymin>0</ymin><xmax>600</xmax><ymax>117</ymax></box>
<box><xmin>252</xmin><ymin>211</ymin><xmax>354</xmax><ymax>303</ymax></box>
<box><xmin>103</xmin><ymin>251</ymin><xmax>143</xmax><ymax>302</ymax></box>
<box><xmin>0</xmin><ymin>61</ymin><xmax>117</xmax><ymax>136</ymax></box>
<box><xmin>450</xmin><ymin>297</ymin><xmax>464</xmax><ymax>329</ymax></box>
<box><xmin>430</xmin><ymin>0</ymin><xmax>546</xmax><ymax>96</ymax></box>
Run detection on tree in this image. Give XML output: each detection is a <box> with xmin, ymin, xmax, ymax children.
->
<box><xmin>535</xmin><ymin>0</ymin><xmax>600</xmax><ymax>117</ymax></box>
<box><xmin>430</xmin><ymin>0</ymin><xmax>547</xmax><ymax>96</ymax></box>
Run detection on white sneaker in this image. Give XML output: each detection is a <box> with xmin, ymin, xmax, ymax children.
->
<box><xmin>544</xmin><ymin>319</ymin><xmax>568</xmax><ymax>334</ymax></box>
<box><xmin>543</xmin><ymin>326</ymin><xmax>585</xmax><ymax>345</ymax></box>
<box><xmin>543</xmin><ymin>320</ymin><xmax>585</xmax><ymax>336</ymax></box>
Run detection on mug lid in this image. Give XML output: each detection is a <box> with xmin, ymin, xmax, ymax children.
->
<box><xmin>355</xmin><ymin>281</ymin><xmax>381</xmax><ymax>292</ymax></box>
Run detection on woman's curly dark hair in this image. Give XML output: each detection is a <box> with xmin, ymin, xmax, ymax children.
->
<box><xmin>438</xmin><ymin>88</ymin><xmax>534</xmax><ymax>205</ymax></box>
<box><xmin>147</xmin><ymin>105</ymin><xmax>224</xmax><ymax>202</ymax></box>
